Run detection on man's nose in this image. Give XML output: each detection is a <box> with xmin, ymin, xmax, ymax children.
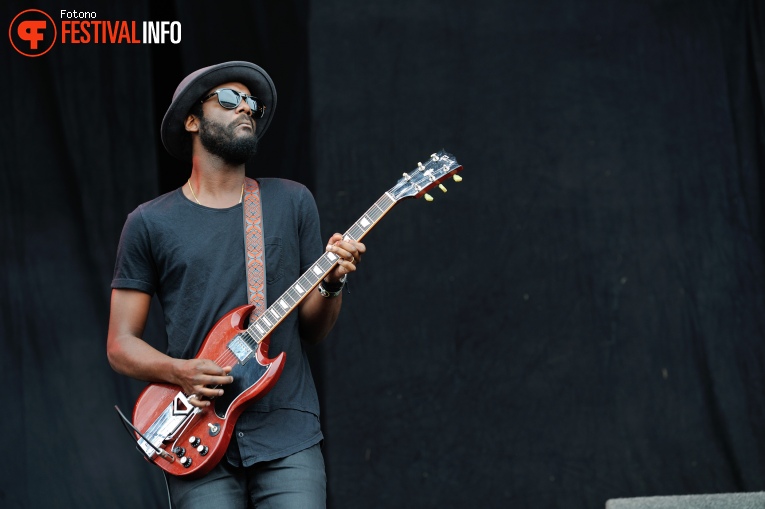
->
<box><xmin>235</xmin><ymin>96</ymin><xmax>252</xmax><ymax>116</ymax></box>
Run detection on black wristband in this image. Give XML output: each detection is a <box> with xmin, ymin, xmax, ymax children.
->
<box><xmin>318</xmin><ymin>274</ymin><xmax>347</xmax><ymax>298</ymax></box>
<box><xmin>321</xmin><ymin>280</ymin><xmax>344</xmax><ymax>292</ymax></box>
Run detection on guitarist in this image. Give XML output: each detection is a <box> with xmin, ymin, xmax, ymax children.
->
<box><xmin>106</xmin><ymin>61</ymin><xmax>365</xmax><ymax>509</ymax></box>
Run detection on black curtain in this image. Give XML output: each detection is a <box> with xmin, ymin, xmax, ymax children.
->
<box><xmin>2</xmin><ymin>1</ymin><xmax>764</xmax><ymax>508</ymax></box>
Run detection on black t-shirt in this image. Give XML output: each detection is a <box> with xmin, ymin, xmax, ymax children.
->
<box><xmin>112</xmin><ymin>178</ymin><xmax>324</xmax><ymax>465</ymax></box>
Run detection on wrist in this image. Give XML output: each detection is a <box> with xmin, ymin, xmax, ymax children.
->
<box><xmin>167</xmin><ymin>357</ymin><xmax>186</xmax><ymax>386</ymax></box>
<box><xmin>319</xmin><ymin>274</ymin><xmax>347</xmax><ymax>297</ymax></box>
<box><xmin>322</xmin><ymin>273</ymin><xmax>347</xmax><ymax>288</ymax></box>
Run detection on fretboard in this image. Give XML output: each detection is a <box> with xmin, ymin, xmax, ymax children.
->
<box><xmin>241</xmin><ymin>191</ymin><xmax>397</xmax><ymax>347</ymax></box>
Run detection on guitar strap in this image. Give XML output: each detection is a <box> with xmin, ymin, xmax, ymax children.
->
<box><xmin>243</xmin><ymin>177</ymin><xmax>267</xmax><ymax>323</ymax></box>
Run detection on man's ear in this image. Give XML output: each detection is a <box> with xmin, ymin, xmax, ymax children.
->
<box><xmin>185</xmin><ymin>114</ymin><xmax>200</xmax><ymax>133</ymax></box>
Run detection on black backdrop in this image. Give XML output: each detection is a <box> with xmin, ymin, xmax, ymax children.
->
<box><xmin>2</xmin><ymin>0</ymin><xmax>765</xmax><ymax>508</ymax></box>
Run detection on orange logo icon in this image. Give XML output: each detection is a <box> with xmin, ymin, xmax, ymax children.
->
<box><xmin>9</xmin><ymin>9</ymin><xmax>57</xmax><ymax>57</ymax></box>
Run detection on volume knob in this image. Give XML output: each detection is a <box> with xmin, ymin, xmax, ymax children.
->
<box><xmin>189</xmin><ymin>436</ymin><xmax>201</xmax><ymax>447</ymax></box>
<box><xmin>180</xmin><ymin>456</ymin><xmax>193</xmax><ymax>468</ymax></box>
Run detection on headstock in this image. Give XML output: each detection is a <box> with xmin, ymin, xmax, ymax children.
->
<box><xmin>389</xmin><ymin>150</ymin><xmax>463</xmax><ymax>202</ymax></box>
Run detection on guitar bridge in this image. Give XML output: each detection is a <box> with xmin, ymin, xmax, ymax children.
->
<box><xmin>137</xmin><ymin>393</ymin><xmax>199</xmax><ymax>459</ymax></box>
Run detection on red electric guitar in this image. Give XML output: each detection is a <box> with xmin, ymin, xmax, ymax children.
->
<box><xmin>125</xmin><ymin>150</ymin><xmax>463</xmax><ymax>478</ymax></box>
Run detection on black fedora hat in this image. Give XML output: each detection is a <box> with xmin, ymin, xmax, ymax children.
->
<box><xmin>160</xmin><ymin>61</ymin><xmax>277</xmax><ymax>161</ymax></box>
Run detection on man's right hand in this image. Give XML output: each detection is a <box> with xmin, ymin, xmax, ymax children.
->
<box><xmin>172</xmin><ymin>358</ymin><xmax>234</xmax><ymax>408</ymax></box>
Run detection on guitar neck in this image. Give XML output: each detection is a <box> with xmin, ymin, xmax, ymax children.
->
<box><xmin>244</xmin><ymin>191</ymin><xmax>398</xmax><ymax>342</ymax></box>
<box><xmin>241</xmin><ymin>149</ymin><xmax>462</xmax><ymax>345</ymax></box>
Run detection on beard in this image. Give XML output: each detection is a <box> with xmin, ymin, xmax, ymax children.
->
<box><xmin>198</xmin><ymin>115</ymin><xmax>258</xmax><ymax>165</ymax></box>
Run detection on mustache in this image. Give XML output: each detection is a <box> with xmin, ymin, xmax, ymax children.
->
<box><xmin>230</xmin><ymin>115</ymin><xmax>254</xmax><ymax>129</ymax></box>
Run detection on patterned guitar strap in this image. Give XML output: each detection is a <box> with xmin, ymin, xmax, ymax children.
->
<box><xmin>243</xmin><ymin>177</ymin><xmax>267</xmax><ymax>323</ymax></box>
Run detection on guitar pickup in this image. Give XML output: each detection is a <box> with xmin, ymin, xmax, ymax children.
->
<box><xmin>228</xmin><ymin>335</ymin><xmax>254</xmax><ymax>364</ymax></box>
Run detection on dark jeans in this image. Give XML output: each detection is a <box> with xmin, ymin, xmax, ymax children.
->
<box><xmin>166</xmin><ymin>443</ymin><xmax>326</xmax><ymax>509</ymax></box>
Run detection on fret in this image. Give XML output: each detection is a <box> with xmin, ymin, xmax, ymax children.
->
<box><xmin>299</xmin><ymin>274</ymin><xmax>315</xmax><ymax>288</ymax></box>
<box><xmin>336</xmin><ymin>195</ymin><xmax>398</xmax><ymax>255</ymax></box>
<box><xmin>322</xmin><ymin>252</ymin><xmax>335</xmax><ymax>264</ymax></box>
<box><xmin>380</xmin><ymin>194</ymin><xmax>395</xmax><ymax>209</ymax></box>
<box><xmin>236</xmin><ymin>331</ymin><xmax>258</xmax><ymax>350</ymax></box>
<box><xmin>348</xmin><ymin>226</ymin><xmax>363</xmax><ymax>239</ymax></box>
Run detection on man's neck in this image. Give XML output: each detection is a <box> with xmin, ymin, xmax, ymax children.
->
<box><xmin>183</xmin><ymin>153</ymin><xmax>247</xmax><ymax>208</ymax></box>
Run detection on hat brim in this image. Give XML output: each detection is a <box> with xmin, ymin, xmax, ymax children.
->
<box><xmin>160</xmin><ymin>61</ymin><xmax>277</xmax><ymax>161</ymax></box>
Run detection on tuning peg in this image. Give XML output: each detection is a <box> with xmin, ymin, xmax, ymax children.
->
<box><xmin>424</xmin><ymin>193</ymin><xmax>434</xmax><ymax>202</ymax></box>
<box><xmin>439</xmin><ymin>184</ymin><xmax>447</xmax><ymax>193</ymax></box>
<box><xmin>453</xmin><ymin>174</ymin><xmax>462</xmax><ymax>182</ymax></box>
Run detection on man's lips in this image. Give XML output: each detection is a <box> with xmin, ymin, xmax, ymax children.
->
<box><xmin>232</xmin><ymin>116</ymin><xmax>254</xmax><ymax>130</ymax></box>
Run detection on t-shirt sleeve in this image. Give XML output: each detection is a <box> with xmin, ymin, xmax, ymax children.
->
<box><xmin>298</xmin><ymin>186</ymin><xmax>324</xmax><ymax>273</ymax></box>
<box><xmin>111</xmin><ymin>207</ymin><xmax>158</xmax><ymax>295</ymax></box>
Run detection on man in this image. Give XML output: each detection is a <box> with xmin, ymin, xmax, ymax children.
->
<box><xmin>107</xmin><ymin>61</ymin><xmax>364</xmax><ymax>508</ymax></box>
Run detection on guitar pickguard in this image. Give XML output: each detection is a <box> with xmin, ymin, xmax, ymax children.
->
<box><xmin>213</xmin><ymin>348</ymin><xmax>269</xmax><ymax>419</ymax></box>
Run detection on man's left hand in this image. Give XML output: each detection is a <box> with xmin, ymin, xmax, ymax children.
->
<box><xmin>324</xmin><ymin>233</ymin><xmax>365</xmax><ymax>283</ymax></box>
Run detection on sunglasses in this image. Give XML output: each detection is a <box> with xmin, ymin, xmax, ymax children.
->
<box><xmin>201</xmin><ymin>88</ymin><xmax>266</xmax><ymax>118</ymax></box>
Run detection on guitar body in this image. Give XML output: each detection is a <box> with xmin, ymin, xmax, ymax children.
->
<box><xmin>132</xmin><ymin>304</ymin><xmax>286</xmax><ymax>478</ymax></box>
